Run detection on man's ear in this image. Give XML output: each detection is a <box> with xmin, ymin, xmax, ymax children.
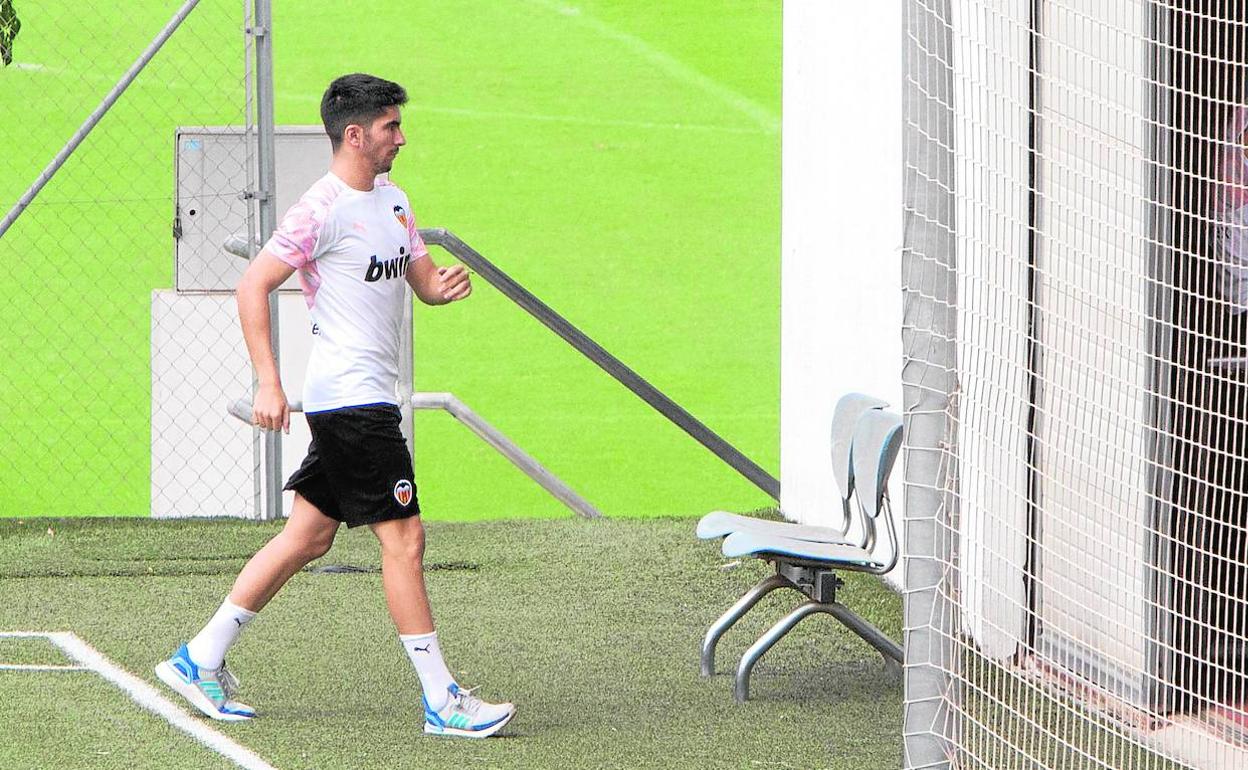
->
<box><xmin>344</xmin><ymin>124</ymin><xmax>363</xmax><ymax>148</ymax></box>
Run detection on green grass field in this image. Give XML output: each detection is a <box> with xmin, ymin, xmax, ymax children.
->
<box><xmin>0</xmin><ymin>515</ymin><xmax>903</xmax><ymax>769</ymax></box>
<box><xmin>0</xmin><ymin>0</ymin><xmax>781</xmax><ymax>520</ymax></box>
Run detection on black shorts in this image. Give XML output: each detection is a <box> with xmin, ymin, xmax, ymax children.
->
<box><xmin>283</xmin><ymin>403</ymin><xmax>420</xmax><ymax>528</ymax></box>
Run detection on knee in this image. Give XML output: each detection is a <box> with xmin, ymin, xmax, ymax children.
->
<box><xmin>283</xmin><ymin>530</ymin><xmax>334</xmax><ymax>563</ymax></box>
<box><xmin>381</xmin><ymin>519</ymin><xmax>425</xmax><ymax>565</ymax></box>
<box><xmin>304</xmin><ymin>533</ymin><xmax>335</xmax><ymax>561</ymax></box>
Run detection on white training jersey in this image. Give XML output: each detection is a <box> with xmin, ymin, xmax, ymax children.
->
<box><xmin>263</xmin><ymin>171</ymin><xmax>429</xmax><ymax>412</ymax></box>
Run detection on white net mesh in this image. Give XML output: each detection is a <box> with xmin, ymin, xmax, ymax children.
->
<box><xmin>903</xmin><ymin>1</ymin><xmax>1248</xmax><ymax>768</ymax></box>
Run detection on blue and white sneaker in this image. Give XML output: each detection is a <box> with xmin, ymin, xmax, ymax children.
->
<box><xmin>423</xmin><ymin>683</ymin><xmax>515</xmax><ymax>738</ymax></box>
<box><xmin>155</xmin><ymin>644</ymin><xmax>256</xmax><ymax>722</ymax></box>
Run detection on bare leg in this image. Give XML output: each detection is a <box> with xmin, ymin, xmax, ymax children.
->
<box><xmin>371</xmin><ymin>515</ymin><xmax>514</xmax><ymax>734</ymax></box>
<box><xmin>227</xmin><ymin>493</ymin><xmax>340</xmax><ymax>612</ymax></box>
<box><xmin>370</xmin><ymin>516</ymin><xmax>434</xmax><ymax>634</ymax></box>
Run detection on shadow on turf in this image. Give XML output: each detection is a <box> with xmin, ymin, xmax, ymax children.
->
<box><xmin>729</xmin><ymin>658</ymin><xmax>903</xmax><ymax>703</ymax></box>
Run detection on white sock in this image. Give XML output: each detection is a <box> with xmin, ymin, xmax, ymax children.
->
<box><xmin>401</xmin><ymin>631</ymin><xmax>456</xmax><ymax>710</ymax></box>
<box><xmin>186</xmin><ymin>599</ymin><xmax>256</xmax><ymax>670</ymax></box>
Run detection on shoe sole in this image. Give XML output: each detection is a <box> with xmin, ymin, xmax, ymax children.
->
<box><xmin>154</xmin><ymin>661</ymin><xmax>255</xmax><ymax>722</ymax></box>
<box><xmin>424</xmin><ymin>706</ymin><xmax>516</xmax><ymax>739</ymax></box>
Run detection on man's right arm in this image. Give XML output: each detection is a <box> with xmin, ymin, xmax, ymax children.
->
<box><xmin>237</xmin><ymin>250</ymin><xmax>297</xmax><ymax>433</ymax></box>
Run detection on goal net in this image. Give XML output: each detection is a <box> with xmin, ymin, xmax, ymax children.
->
<box><xmin>902</xmin><ymin>2</ymin><xmax>1248</xmax><ymax>768</ymax></box>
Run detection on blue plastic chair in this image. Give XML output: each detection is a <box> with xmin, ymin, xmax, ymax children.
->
<box><xmin>695</xmin><ymin>392</ymin><xmax>888</xmax><ymax>545</ymax></box>
<box><xmin>701</xmin><ymin>409</ymin><xmax>904</xmax><ymax>701</ymax></box>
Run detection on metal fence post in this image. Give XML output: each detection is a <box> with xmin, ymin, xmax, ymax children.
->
<box><xmin>902</xmin><ymin>0</ymin><xmax>957</xmax><ymax>766</ymax></box>
<box><xmin>253</xmin><ymin>0</ymin><xmax>281</xmax><ymax>520</ymax></box>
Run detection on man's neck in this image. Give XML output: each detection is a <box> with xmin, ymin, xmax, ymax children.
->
<box><xmin>329</xmin><ymin>157</ymin><xmax>376</xmax><ymax>192</ymax></box>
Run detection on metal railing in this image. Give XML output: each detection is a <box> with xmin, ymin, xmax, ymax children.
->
<box><xmin>228</xmin><ymin>393</ymin><xmax>602</xmax><ymax>519</ymax></box>
<box><xmin>421</xmin><ymin>228</ymin><xmax>781</xmax><ymax>502</ymax></box>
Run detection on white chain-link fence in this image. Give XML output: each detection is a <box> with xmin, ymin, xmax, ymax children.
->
<box><xmin>0</xmin><ymin>0</ymin><xmax>275</xmax><ymax>519</ymax></box>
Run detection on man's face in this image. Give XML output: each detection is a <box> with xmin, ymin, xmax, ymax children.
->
<box><xmin>360</xmin><ymin>105</ymin><xmax>405</xmax><ymax>174</ymax></box>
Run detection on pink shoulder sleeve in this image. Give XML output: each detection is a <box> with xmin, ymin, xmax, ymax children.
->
<box><xmin>264</xmin><ymin>184</ymin><xmax>336</xmax><ymax>268</ymax></box>
<box><xmin>408</xmin><ymin>209</ymin><xmax>429</xmax><ymax>260</ymax></box>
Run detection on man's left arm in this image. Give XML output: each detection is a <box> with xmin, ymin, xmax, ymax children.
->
<box><xmin>406</xmin><ymin>254</ymin><xmax>472</xmax><ymax>305</ymax></box>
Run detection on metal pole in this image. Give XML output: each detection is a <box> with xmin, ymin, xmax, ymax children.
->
<box><xmin>901</xmin><ymin>0</ymin><xmax>958</xmax><ymax>765</ymax></box>
<box><xmin>413</xmin><ymin>393</ymin><xmax>602</xmax><ymax>518</ymax></box>
<box><xmin>242</xmin><ymin>0</ymin><xmax>262</xmax><ymax>524</ymax></box>
<box><xmin>400</xmin><ymin>301</ymin><xmax>416</xmax><ymax>459</ymax></box>
<box><xmin>253</xmin><ymin>0</ymin><xmax>281</xmax><ymax>520</ymax></box>
<box><xmin>0</xmin><ymin>0</ymin><xmax>203</xmax><ymax>240</ymax></box>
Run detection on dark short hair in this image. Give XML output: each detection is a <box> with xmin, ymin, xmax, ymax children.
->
<box><xmin>320</xmin><ymin>73</ymin><xmax>408</xmax><ymax>151</ymax></box>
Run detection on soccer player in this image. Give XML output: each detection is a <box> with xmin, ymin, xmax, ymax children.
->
<box><xmin>155</xmin><ymin>73</ymin><xmax>515</xmax><ymax>739</ymax></box>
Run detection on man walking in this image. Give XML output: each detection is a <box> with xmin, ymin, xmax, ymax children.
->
<box><xmin>156</xmin><ymin>73</ymin><xmax>515</xmax><ymax>739</ymax></box>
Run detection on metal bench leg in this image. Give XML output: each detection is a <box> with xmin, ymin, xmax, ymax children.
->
<box><xmin>701</xmin><ymin>572</ymin><xmax>791</xmax><ymax>677</ymax></box>
<box><xmin>825</xmin><ymin>601</ymin><xmax>902</xmax><ymax>664</ymax></box>
<box><xmin>734</xmin><ymin>601</ymin><xmax>826</xmax><ymax>702</ymax></box>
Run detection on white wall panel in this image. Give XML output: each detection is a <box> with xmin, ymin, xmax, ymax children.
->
<box><xmin>781</xmin><ymin>1</ymin><xmax>904</xmax><ymax>583</ymax></box>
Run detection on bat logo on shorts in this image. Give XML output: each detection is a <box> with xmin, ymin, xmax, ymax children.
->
<box><xmin>394</xmin><ymin>479</ymin><xmax>414</xmax><ymax>507</ymax></box>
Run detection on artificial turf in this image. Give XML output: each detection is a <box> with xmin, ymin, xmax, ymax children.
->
<box><xmin>0</xmin><ymin>515</ymin><xmax>903</xmax><ymax>769</ymax></box>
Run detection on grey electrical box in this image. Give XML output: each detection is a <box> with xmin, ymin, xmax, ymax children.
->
<box><xmin>174</xmin><ymin>126</ymin><xmax>331</xmax><ymax>293</ymax></box>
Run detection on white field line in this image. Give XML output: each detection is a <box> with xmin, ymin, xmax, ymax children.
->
<box><xmin>11</xmin><ymin>61</ymin><xmax>230</xmax><ymax>95</ymax></box>
<box><xmin>0</xmin><ymin>631</ymin><xmax>278</xmax><ymax>770</ymax></box>
<box><xmin>402</xmin><ymin>103</ymin><xmax>769</xmax><ymax>135</ymax></box>
<box><xmin>524</xmin><ymin>0</ymin><xmax>781</xmax><ymax>135</ymax></box>
<box><xmin>13</xmin><ymin>60</ymin><xmax>767</xmax><ymax>137</ymax></box>
<box><xmin>256</xmin><ymin>90</ymin><xmax>767</xmax><ymax>136</ymax></box>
